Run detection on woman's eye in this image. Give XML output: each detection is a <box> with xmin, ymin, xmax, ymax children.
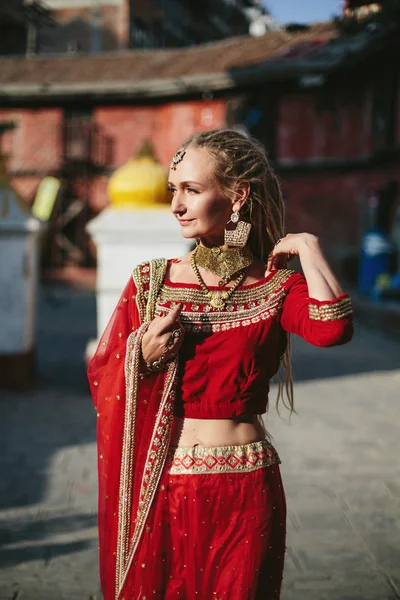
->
<box><xmin>187</xmin><ymin>188</ymin><xmax>198</xmax><ymax>194</ymax></box>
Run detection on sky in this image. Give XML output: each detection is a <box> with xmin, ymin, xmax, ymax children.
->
<box><xmin>263</xmin><ymin>0</ymin><xmax>345</xmax><ymax>24</ymax></box>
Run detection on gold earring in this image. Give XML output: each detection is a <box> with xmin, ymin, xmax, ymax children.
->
<box><xmin>224</xmin><ymin>210</ymin><xmax>252</xmax><ymax>247</ymax></box>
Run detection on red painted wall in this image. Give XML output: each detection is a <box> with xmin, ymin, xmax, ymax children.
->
<box><xmin>94</xmin><ymin>99</ymin><xmax>226</xmax><ymax>169</ymax></box>
<box><xmin>277</xmin><ymin>89</ymin><xmax>369</xmax><ymax>162</ymax></box>
<box><xmin>93</xmin><ymin>99</ymin><xmax>226</xmax><ymax>210</ymax></box>
<box><xmin>1</xmin><ymin>87</ymin><xmax>398</xmax><ymax>271</ymax></box>
<box><xmin>0</xmin><ymin>107</ymin><xmax>63</xmax><ymax>201</ymax></box>
<box><xmin>1</xmin><ymin>100</ymin><xmax>226</xmax><ymax>208</ymax></box>
<box><xmin>283</xmin><ymin>167</ymin><xmax>400</xmax><ymax>272</ymax></box>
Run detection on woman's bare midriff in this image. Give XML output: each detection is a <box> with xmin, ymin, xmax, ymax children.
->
<box><xmin>170</xmin><ymin>415</ymin><xmax>266</xmax><ymax>448</ymax></box>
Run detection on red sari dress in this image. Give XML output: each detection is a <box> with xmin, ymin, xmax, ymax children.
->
<box><xmin>87</xmin><ymin>259</ymin><xmax>353</xmax><ymax>600</ymax></box>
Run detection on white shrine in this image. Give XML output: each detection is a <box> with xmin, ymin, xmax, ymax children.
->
<box><xmin>0</xmin><ymin>154</ymin><xmax>44</xmax><ymax>388</ymax></box>
<box><xmin>86</xmin><ymin>142</ymin><xmax>191</xmax><ymax>359</ymax></box>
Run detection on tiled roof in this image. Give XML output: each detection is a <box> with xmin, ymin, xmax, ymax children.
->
<box><xmin>0</xmin><ymin>21</ymin><xmax>393</xmax><ymax>100</ymax></box>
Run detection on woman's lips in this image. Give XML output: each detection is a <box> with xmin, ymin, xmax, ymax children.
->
<box><xmin>178</xmin><ymin>219</ymin><xmax>194</xmax><ymax>226</ymax></box>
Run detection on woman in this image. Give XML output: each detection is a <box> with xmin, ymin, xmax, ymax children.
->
<box><xmin>88</xmin><ymin>129</ymin><xmax>353</xmax><ymax>600</ymax></box>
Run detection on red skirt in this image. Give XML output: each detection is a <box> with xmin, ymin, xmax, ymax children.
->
<box><xmin>121</xmin><ymin>440</ymin><xmax>286</xmax><ymax>600</ymax></box>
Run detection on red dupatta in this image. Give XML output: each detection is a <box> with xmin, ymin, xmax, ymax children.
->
<box><xmin>88</xmin><ymin>258</ymin><xmax>178</xmax><ymax>600</ymax></box>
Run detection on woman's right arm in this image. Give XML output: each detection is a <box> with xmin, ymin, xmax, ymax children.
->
<box><xmin>87</xmin><ymin>278</ymin><xmax>185</xmax><ymax>407</ymax></box>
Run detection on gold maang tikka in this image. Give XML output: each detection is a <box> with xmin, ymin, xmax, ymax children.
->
<box><xmin>171</xmin><ymin>147</ymin><xmax>186</xmax><ymax>170</ymax></box>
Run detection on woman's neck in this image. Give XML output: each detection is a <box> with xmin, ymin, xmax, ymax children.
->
<box><xmin>198</xmin><ymin>237</ymin><xmax>225</xmax><ymax>249</ymax></box>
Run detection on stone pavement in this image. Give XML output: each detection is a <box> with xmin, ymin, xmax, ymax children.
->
<box><xmin>268</xmin><ymin>332</ymin><xmax>400</xmax><ymax>600</ymax></box>
<box><xmin>350</xmin><ymin>290</ymin><xmax>400</xmax><ymax>341</ymax></box>
<box><xmin>0</xmin><ymin>285</ymin><xmax>399</xmax><ymax>600</ymax></box>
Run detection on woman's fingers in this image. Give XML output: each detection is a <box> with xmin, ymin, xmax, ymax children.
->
<box><xmin>158</xmin><ymin>304</ymin><xmax>183</xmax><ymax>333</ymax></box>
<box><xmin>168</xmin><ymin>303</ymin><xmax>183</xmax><ymax>320</ymax></box>
<box><xmin>268</xmin><ymin>249</ymin><xmax>292</xmax><ymax>271</ymax></box>
<box><xmin>267</xmin><ymin>253</ymin><xmax>275</xmax><ymax>271</ymax></box>
<box><xmin>164</xmin><ymin>325</ymin><xmax>184</xmax><ymax>348</ymax></box>
<box><xmin>142</xmin><ymin>305</ymin><xmax>185</xmax><ymax>363</ymax></box>
<box><xmin>149</xmin><ymin>305</ymin><xmax>184</xmax><ymax>343</ymax></box>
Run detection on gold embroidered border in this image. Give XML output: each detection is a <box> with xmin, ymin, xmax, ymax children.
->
<box><xmin>118</xmin><ymin>358</ymin><xmax>178</xmax><ymax>596</ymax></box>
<box><xmin>117</xmin><ymin>257</ymin><xmax>175</xmax><ymax>598</ymax></box>
<box><xmin>159</xmin><ymin>269</ymin><xmax>295</xmax><ymax>307</ymax></box>
<box><xmin>116</xmin><ymin>324</ymin><xmax>147</xmax><ymax>598</ymax></box>
<box><xmin>309</xmin><ymin>297</ymin><xmax>353</xmax><ymax>321</ymax></box>
<box><xmin>146</xmin><ymin>258</ymin><xmax>167</xmax><ymax>322</ymax></box>
<box><xmin>168</xmin><ymin>439</ymin><xmax>281</xmax><ymax>475</ymax></box>
<box><xmin>133</xmin><ymin>258</ymin><xmax>168</xmax><ymax>322</ymax></box>
<box><xmin>156</xmin><ymin>287</ymin><xmax>287</xmax><ymax>333</ymax></box>
<box><xmin>132</xmin><ymin>263</ymin><xmax>147</xmax><ymax>322</ymax></box>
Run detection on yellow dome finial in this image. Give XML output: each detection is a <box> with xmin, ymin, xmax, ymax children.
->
<box><xmin>108</xmin><ymin>141</ymin><xmax>169</xmax><ymax>209</ymax></box>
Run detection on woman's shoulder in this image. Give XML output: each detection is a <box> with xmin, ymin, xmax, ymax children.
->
<box><xmin>245</xmin><ymin>258</ymin><xmax>298</xmax><ymax>286</ymax></box>
<box><xmin>163</xmin><ymin>254</ymin><xmax>195</xmax><ymax>283</ymax></box>
<box><xmin>132</xmin><ymin>257</ymin><xmax>168</xmax><ymax>277</ymax></box>
<box><xmin>132</xmin><ymin>255</ymin><xmax>190</xmax><ymax>272</ymax></box>
<box><xmin>262</xmin><ymin>264</ymin><xmax>302</xmax><ymax>288</ymax></box>
<box><xmin>129</xmin><ymin>259</ymin><xmax>168</xmax><ymax>299</ymax></box>
<box><xmin>275</xmin><ymin>268</ymin><xmax>303</xmax><ymax>285</ymax></box>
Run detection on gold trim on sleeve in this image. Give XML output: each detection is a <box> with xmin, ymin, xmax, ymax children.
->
<box><xmin>309</xmin><ymin>297</ymin><xmax>353</xmax><ymax>321</ymax></box>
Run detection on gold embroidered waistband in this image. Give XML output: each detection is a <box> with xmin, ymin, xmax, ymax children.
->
<box><xmin>168</xmin><ymin>439</ymin><xmax>280</xmax><ymax>475</ymax></box>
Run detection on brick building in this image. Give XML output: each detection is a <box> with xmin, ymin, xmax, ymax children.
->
<box><xmin>0</xmin><ymin>1</ymin><xmax>53</xmax><ymax>56</ymax></box>
<box><xmin>1</xmin><ymin>0</ymin><xmax>261</xmax><ymax>56</ymax></box>
<box><xmin>0</xmin><ymin>13</ymin><xmax>399</xmax><ymax>277</ymax></box>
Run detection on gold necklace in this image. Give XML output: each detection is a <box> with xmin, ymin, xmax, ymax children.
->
<box><xmin>190</xmin><ymin>250</ymin><xmax>247</xmax><ymax>310</ymax></box>
<box><xmin>194</xmin><ymin>244</ymin><xmax>254</xmax><ymax>285</ymax></box>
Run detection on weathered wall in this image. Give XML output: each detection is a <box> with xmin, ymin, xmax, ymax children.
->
<box><xmin>0</xmin><ymin>99</ymin><xmax>226</xmax><ymax>208</ymax></box>
<box><xmin>39</xmin><ymin>1</ymin><xmax>129</xmax><ymax>53</ymax></box>
<box><xmin>277</xmin><ymin>86</ymin><xmax>370</xmax><ymax>163</ymax></box>
<box><xmin>0</xmin><ymin>107</ymin><xmax>63</xmax><ymax>201</ymax></box>
<box><xmin>1</xmin><ymin>75</ymin><xmax>398</xmax><ymax>273</ymax></box>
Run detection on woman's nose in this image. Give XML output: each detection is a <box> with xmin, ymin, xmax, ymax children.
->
<box><xmin>171</xmin><ymin>191</ymin><xmax>187</xmax><ymax>215</ymax></box>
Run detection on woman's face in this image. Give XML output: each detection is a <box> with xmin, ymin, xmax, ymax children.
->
<box><xmin>168</xmin><ymin>146</ymin><xmax>233</xmax><ymax>246</ymax></box>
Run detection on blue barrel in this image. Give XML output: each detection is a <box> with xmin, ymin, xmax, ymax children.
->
<box><xmin>359</xmin><ymin>229</ymin><xmax>392</xmax><ymax>294</ymax></box>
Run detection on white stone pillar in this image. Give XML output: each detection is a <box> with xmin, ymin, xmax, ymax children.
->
<box><xmin>0</xmin><ymin>186</ymin><xmax>44</xmax><ymax>389</ymax></box>
<box><xmin>86</xmin><ymin>207</ymin><xmax>191</xmax><ymax>357</ymax></box>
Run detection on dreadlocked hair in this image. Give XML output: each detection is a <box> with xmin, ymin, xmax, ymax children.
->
<box><xmin>181</xmin><ymin>128</ymin><xmax>295</xmax><ymax>415</ymax></box>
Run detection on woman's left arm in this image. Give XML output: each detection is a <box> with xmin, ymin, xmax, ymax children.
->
<box><xmin>270</xmin><ymin>233</ymin><xmax>354</xmax><ymax>347</ymax></box>
<box><xmin>275</xmin><ymin>233</ymin><xmax>344</xmax><ymax>300</ymax></box>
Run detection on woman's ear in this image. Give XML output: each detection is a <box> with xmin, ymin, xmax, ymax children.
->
<box><xmin>232</xmin><ymin>181</ymin><xmax>250</xmax><ymax>213</ymax></box>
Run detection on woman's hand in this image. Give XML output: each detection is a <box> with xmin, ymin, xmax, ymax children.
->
<box><xmin>268</xmin><ymin>233</ymin><xmax>320</xmax><ymax>269</ymax></box>
<box><xmin>141</xmin><ymin>304</ymin><xmax>185</xmax><ymax>364</ymax></box>
<box><xmin>269</xmin><ymin>232</ymin><xmax>344</xmax><ymax>300</ymax></box>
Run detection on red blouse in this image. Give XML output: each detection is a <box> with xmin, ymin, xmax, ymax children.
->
<box><xmin>155</xmin><ymin>269</ymin><xmax>353</xmax><ymax>419</ymax></box>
